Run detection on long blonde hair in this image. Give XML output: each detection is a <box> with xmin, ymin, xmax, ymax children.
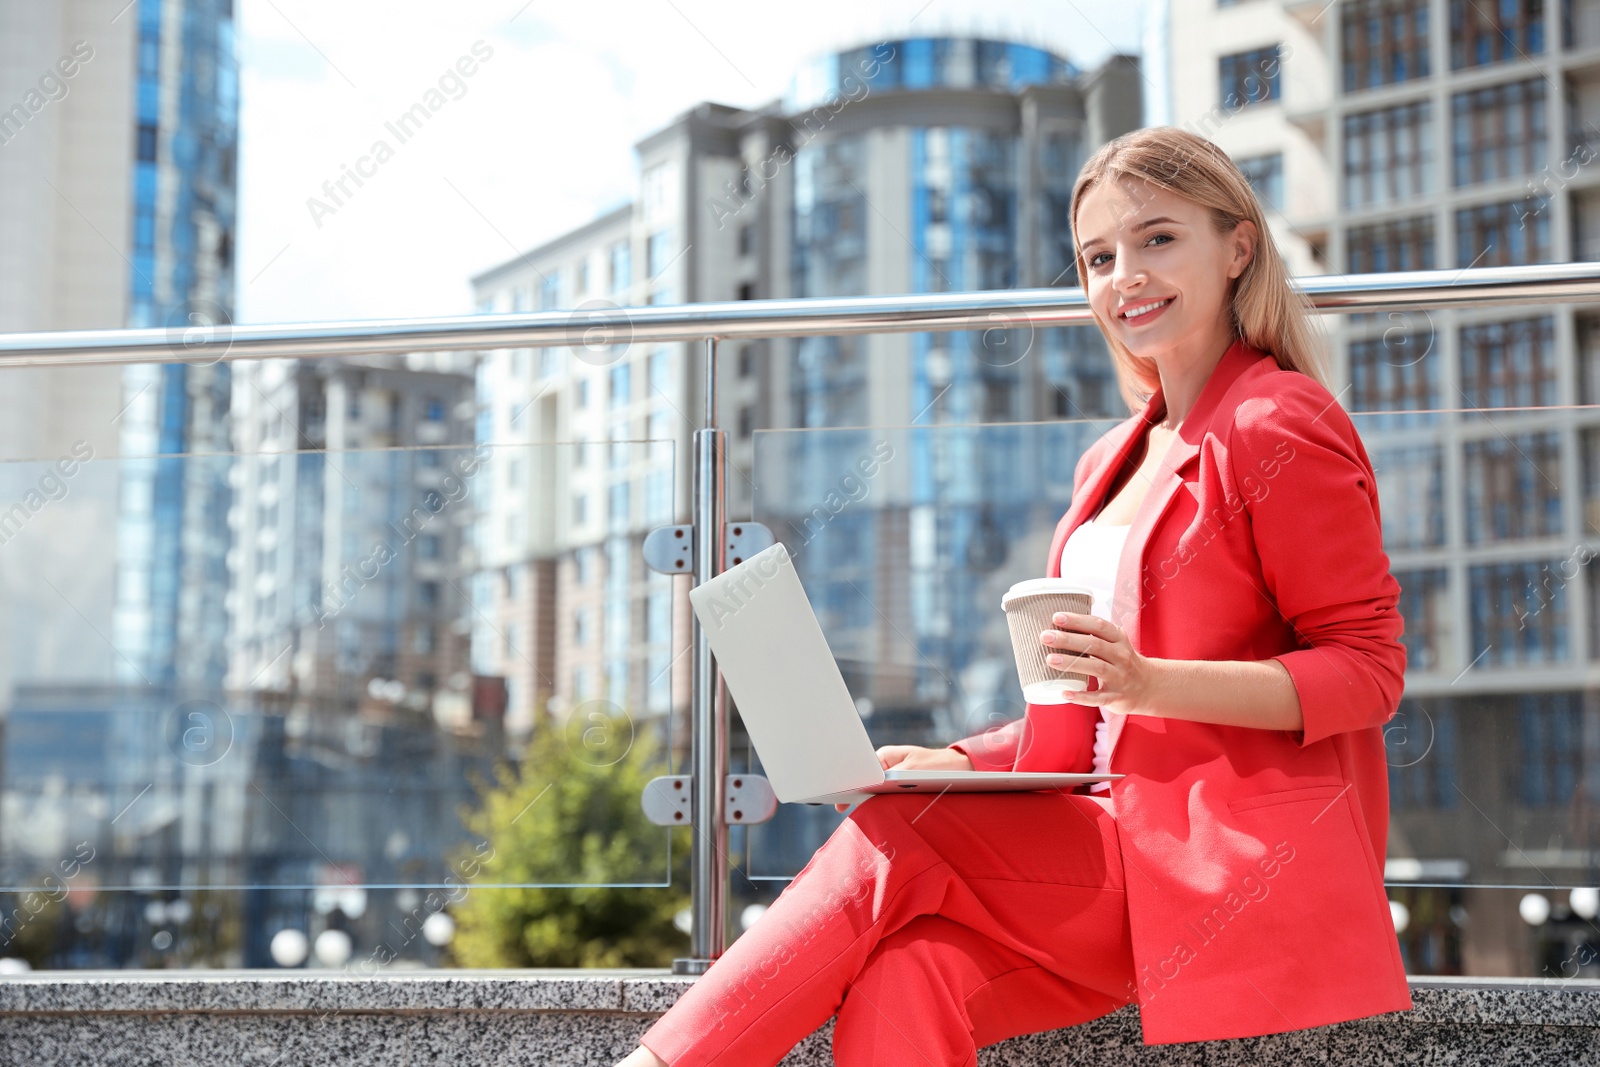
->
<box><xmin>1068</xmin><ymin>126</ymin><xmax>1330</xmax><ymax>413</ymax></box>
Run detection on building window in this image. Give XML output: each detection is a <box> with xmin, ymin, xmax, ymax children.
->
<box><xmin>610</xmin><ymin>240</ymin><xmax>631</xmax><ymax>293</ymax></box>
<box><xmin>1217</xmin><ymin>45</ymin><xmax>1282</xmax><ymax>109</ymax></box>
<box><xmin>1342</xmin><ymin>0</ymin><xmax>1430</xmax><ymax>93</ymax></box>
<box><xmin>647</xmin><ymin>589</ymin><xmax>671</xmax><ymax>644</ymax></box>
<box><xmin>1579</xmin><ymin>316</ymin><xmax>1600</xmax><ymax>404</ymax></box>
<box><xmin>738</xmin><ymin>404</ymin><xmax>754</xmax><ymax>439</ymax></box>
<box><xmin>1458</xmin><ymin>316</ymin><xmax>1557</xmax><ymax>417</ymax></box>
<box><xmin>609</xmin><ymin>481</ymin><xmax>630</xmax><ymax>532</ymax></box>
<box><xmin>610</xmin><ymin>362</ymin><xmax>631</xmax><ymax>407</ymax></box>
<box><xmin>137</xmin><ymin>122</ymin><xmax>158</xmax><ymax>162</ymax></box>
<box><xmin>1346</xmin><ymin>215</ymin><xmax>1435</xmax><ymax>272</ymax></box>
<box><xmin>1451</xmin><ymin>78</ymin><xmax>1546</xmax><ymax>187</ymax></box>
<box><xmin>644</xmin><ymin>163</ymin><xmax>670</xmax><ymax>217</ymax></box>
<box><xmin>1455</xmin><ymin>198</ymin><xmax>1549</xmax><ymax>266</ymax></box>
<box><xmin>1393</xmin><ymin>569</ymin><xmax>1450</xmax><ymax>671</ymax></box>
<box><xmin>1236</xmin><ymin>152</ymin><xmax>1284</xmax><ymax>212</ymax></box>
<box><xmin>539</xmin><ymin>272</ymin><xmax>561</xmax><ymax>310</ymax></box>
<box><xmin>1462</xmin><ymin>431</ymin><xmax>1563</xmax><ymax>543</ymax></box>
<box><xmin>649</xmin><ymin>347</ymin><xmax>672</xmax><ymax>394</ymax></box>
<box><xmin>575</xmin><ymin>378</ymin><xmax>589</xmax><ymax>408</ymax></box>
<box><xmin>981</xmin><ymin>377</ymin><xmax>1013</xmax><ymax>420</ymax></box>
<box><xmin>737</xmin><ymin>345</ymin><xmax>753</xmax><ymax>378</ymax></box>
<box><xmin>1343</xmin><ymin>101</ymin><xmax>1433</xmax><ymax>207</ymax></box>
<box><xmin>1371</xmin><ymin>445</ymin><xmax>1446</xmax><ymax>548</ymax></box>
<box><xmin>574</xmin><ymin>608</ymin><xmax>588</xmax><ymax>646</ymax></box>
<box><xmin>1582</xmin><ymin>427</ymin><xmax>1600</xmax><ymax>534</ymax></box>
<box><xmin>645</xmin><ymin>468</ymin><xmax>672</xmax><ymax>523</ymax></box>
<box><xmin>738</xmin><ymin>223</ymin><xmax>753</xmax><ymax>256</ymax></box>
<box><xmin>1450</xmin><ymin>0</ymin><xmax>1544</xmax><ymax>70</ymax></box>
<box><xmin>1387</xmin><ymin>698</ymin><xmax>1458</xmax><ymax>810</ymax></box>
<box><xmin>647</xmin><ymin>230</ymin><xmax>674</xmax><ymax>279</ymax></box>
<box><xmin>1349</xmin><ymin>333</ymin><xmax>1440</xmax><ymax>424</ymax></box>
<box><xmin>573</xmin><ymin>493</ymin><xmax>587</xmax><ymax>525</ymax></box>
<box><xmin>1515</xmin><ymin>692</ymin><xmax>1584</xmax><ymax>805</ymax></box>
<box><xmin>1468</xmin><ymin>559</ymin><xmax>1571</xmax><ymax>665</ymax></box>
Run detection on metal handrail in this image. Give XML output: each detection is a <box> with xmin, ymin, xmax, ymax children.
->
<box><xmin>2</xmin><ymin>262</ymin><xmax>1600</xmax><ymax>366</ymax></box>
<box><xmin>11</xmin><ymin>260</ymin><xmax>1600</xmax><ymax>975</ymax></box>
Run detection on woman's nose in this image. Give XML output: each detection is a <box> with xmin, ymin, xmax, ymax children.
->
<box><xmin>1112</xmin><ymin>254</ymin><xmax>1145</xmax><ymax>291</ymax></box>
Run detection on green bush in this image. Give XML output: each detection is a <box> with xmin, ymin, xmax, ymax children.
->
<box><xmin>449</xmin><ymin>706</ymin><xmax>690</xmax><ymax>968</ymax></box>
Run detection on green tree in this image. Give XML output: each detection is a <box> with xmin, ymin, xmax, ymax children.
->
<box><xmin>449</xmin><ymin>704</ymin><xmax>691</xmax><ymax>967</ymax></box>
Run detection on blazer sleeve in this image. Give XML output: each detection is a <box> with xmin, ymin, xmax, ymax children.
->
<box><xmin>1229</xmin><ymin>375</ymin><xmax>1408</xmax><ymax>748</ymax></box>
<box><xmin>949</xmin><ymin>717</ymin><xmax>1025</xmax><ymax>772</ymax></box>
<box><xmin>947</xmin><ymin>433</ymin><xmax>1109</xmax><ymax>771</ymax></box>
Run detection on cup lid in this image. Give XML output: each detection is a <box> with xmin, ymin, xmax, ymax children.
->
<box><xmin>1001</xmin><ymin>578</ymin><xmax>1095</xmax><ymax>610</ymax></box>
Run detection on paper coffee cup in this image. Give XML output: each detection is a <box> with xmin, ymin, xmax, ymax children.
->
<box><xmin>1002</xmin><ymin>578</ymin><xmax>1094</xmax><ymax>704</ymax></box>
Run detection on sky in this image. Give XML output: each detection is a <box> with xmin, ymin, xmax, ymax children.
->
<box><xmin>234</xmin><ymin>0</ymin><xmax>1150</xmax><ymax>326</ymax></box>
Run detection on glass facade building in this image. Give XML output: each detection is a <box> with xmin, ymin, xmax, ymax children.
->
<box><xmin>114</xmin><ymin>0</ymin><xmax>239</xmax><ymax>690</ymax></box>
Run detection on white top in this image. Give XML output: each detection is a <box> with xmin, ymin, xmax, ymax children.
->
<box><xmin>1058</xmin><ymin>516</ymin><xmax>1131</xmax><ymax>793</ymax></box>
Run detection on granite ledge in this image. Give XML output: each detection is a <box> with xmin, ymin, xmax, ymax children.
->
<box><xmin>0</xmin><ymin>971</ymin><xmax>1595</xmax><ymax>1029</ymax></box>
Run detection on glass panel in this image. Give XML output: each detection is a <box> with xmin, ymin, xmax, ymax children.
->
<box><xmin>0</xmin><ymin>436</ymin><xmax>677</xmax><ymax>969</ymax></box>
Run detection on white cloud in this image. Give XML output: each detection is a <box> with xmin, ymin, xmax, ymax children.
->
<box><xmin>235</xmin><ymin>0</ymin><xmax>1143</xmax><ymax>324</ymax></box>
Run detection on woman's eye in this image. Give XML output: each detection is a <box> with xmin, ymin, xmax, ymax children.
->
<box><xmin>1088</xmin><ymin>234</ymin><xmax>1172</xmax><ymax>269</ymax></box>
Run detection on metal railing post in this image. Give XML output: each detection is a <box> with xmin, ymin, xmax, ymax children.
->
<box><xmin>676</xmin><ymin>337</ymin><xmax>729</xmax><ymax>975</ymax></box>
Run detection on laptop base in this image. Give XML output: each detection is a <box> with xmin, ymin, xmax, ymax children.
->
<box><xmin>800</xmin><ymin>770</ymin><xmax>1120</xmax><ymax>806</ymax></box>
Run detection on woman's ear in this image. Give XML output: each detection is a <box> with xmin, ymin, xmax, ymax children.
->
<box><xmin>1228</xmin><ymin>219</ymin><xmax>1258</xmax><ymax>280</ymax></box>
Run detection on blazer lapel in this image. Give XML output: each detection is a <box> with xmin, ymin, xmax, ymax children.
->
<box><xmin>1045</xmin><ymin>411</ymin><xmax>1153</xmax><ymax>579</ymax></box>
<box><xmin>1054</xmin><ymin>339</ymin><xmax>1269</xmax><ymax>761</ymax></box>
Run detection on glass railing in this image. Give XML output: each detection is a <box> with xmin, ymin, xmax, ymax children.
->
<box><xmin>5</xmin><ymin>263</ymin><xmax>1600</xmax><ymax>977</ymax></box>
<box><xmin>0</xmin><ymin>439</ymin><xmax>679</xmax><ymax>969</ymax></box>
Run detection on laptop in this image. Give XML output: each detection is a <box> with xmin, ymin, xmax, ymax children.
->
<box><xmin>687</xmin><ymin>541</ymin><xmax>1121</xmax><ymax>806</ymax></box>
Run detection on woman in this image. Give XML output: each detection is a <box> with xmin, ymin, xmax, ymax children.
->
<box><xmin>618</xmin><ymin>126</ymin><xmax>1410</xmax><ymax>1067</ymax></box>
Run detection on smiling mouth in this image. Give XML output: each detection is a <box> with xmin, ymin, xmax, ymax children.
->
<box><xmin>1120</xmin><ymin>297</ymin><xmax>1173</xmax><ymax>320</ymax></box>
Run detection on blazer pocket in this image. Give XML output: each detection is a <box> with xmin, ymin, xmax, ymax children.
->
<box><xmin>1227</xmin><ymin>782</ymin><xmax>1349</xmax><ymax>815</ymax></box>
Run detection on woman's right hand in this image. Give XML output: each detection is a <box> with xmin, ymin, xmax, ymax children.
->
<box><xmin>834</xmin><ymin>745</ymin><xmax>975</xmax><ymax>812</ymax></box>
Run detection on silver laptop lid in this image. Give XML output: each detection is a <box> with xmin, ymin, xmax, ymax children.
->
<box><xmin>687</xmin><ymin>542</ymin><xmax>886</xmax><ymax>802</ymax></box>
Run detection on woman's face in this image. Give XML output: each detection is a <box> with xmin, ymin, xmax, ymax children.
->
<box><xmin>1075</xmin><ymin>176</ymin><xmax>1255</xmax><ymax>365</ymax></box>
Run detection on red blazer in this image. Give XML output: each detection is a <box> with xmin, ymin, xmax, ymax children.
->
<box><xmin>949</xmin><ymin>336</ymin><xmax>1412</xmax><ymax>1044</ymax></box>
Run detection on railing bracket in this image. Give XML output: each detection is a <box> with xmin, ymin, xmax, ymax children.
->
<box><xmin>643</xmin><ymin>525</ymin><xmax>695</xmax><ymax>574</ymax></box>
<box><xmin>643</xmin><ymin>774</ymin><xmax>777</xmax><ymax>826</ymax></box>
<box><xmin>723</xmin><ymin>522</ymin><xmax>773</xmax><ymax>568</ymax></box>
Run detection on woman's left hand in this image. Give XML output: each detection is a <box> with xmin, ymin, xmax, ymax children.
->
<box><xmin>1041</xmin><ymin>611</ymin><xmax>1162</xmax><ymax>716</ymax></box>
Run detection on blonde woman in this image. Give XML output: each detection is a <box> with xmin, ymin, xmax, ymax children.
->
<box><xmin>618</xmin><ymin>126</ymin><xmax>1409</xmax><ymax>1066</ymax></box>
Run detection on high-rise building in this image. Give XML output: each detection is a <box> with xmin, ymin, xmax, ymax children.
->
<box><xmin>0</xmin><ymin>0</ymin><xmax>131</xmax><ymax>460</ymax></box>
<box><xmin>110</xmin><ymin>0</ymin><xmax>239</xmax><ymax>691</ymax></box>
<box><xmin>1165</xmin><ymin>0</ymin><xmax>1600</xmax><ymax>979</ymax></box>
<box><xmin>226</xmin><ymin>356</ymin><xmax>479</xmax><ymax>731</ymax></box>
<box><xmin>469</xmin><ymin>36</ymin><xmax>1143</xmax><ymax>769</ymax></box>
<box><xmin>0</xmin><ymin>0</ymin><xmax>240</xmax><ymax>967</ymax></box>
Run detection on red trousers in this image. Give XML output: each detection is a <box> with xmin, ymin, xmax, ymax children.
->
<box><xmin>639</xmin><ymin>789</ymin><xmax>1136</xmax><ymax>1067</ymax></box>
